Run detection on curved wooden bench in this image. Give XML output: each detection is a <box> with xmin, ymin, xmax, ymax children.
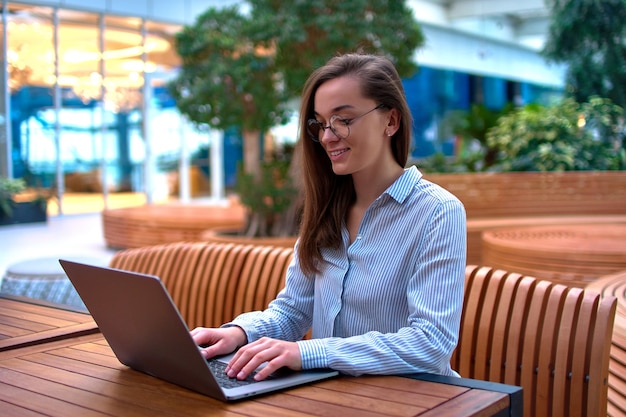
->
<box><xmin>108</xmin><ymin>241</ymin><xmax>294</xmax><ymax>330</ymax></box>
<box><xmin>102</xmin><ymin>202</ymin><xmax>246</xmax><ymax>249</ymax></box>
<box><xmin>453</xmin><ymin>265</ymin><xmax>616</xmax><ymax>417</ymax></box>
<box><xmin>425</xmin><ymin>171</ymin><xmax>626</xmax><ymax>264</ymax></box>
<box><xmin>481</xmin><ymin>224</ymin><xmax>626</xmax><ymax>288</ymax></box>
<box><xmin>467</xmin><ymin>214</ymin><xmax>626</xmax><ymax>266</ymax></box>
<box><xmin>587</xmin><ymin>270</ymin><xmax>626</xmax><ymax>417</ymax></box>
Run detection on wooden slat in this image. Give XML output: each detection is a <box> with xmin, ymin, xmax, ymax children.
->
<box><xmin>587</xmin><ymin>271</ymin><xmax>626</xmax><ymax>417</ymax></box>
<box><xmin>108</xmin><ymin>242</ymin><xmax>294</xmax><ymax>330</ymax></box>
<box><xmin>457</xmin><ymin>265</ymin><xmax>617</xmax><ymax>417</ymax></box>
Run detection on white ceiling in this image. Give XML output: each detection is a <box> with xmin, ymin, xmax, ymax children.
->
<box><xmin>415</xmin><ymin>0</ymin><xmax>551</xmax><ymax>50</ymax></box>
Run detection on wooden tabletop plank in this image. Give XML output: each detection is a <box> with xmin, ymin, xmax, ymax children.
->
<box><xmin>287</xmin><ymin>377</ymin><xmax>460</xmax><ymax>411</ymax></box>
<box><xmin>41</xmin><ymin>338</ymin><xmax>467</xmax><ymax>415</ymax></box>
<box><xmin>0</xmin><ymin>299</ymin><xmax>85</xmax><ymax>326</ymax></box>
<box><xmin>0</xmin><ymin>322</ymin><xmax>37</xmax><ymax>338</ymax></box>
<box><xmin>258</xmin><ymin>390</ymin><xmax>400</xmax><ymax>417</ymax></box>
<box><xmin>0</xmin><ymin>297</ymin><xmax>98</xmax><ymax>351</ymax></box>
<box><xmin>418</xmin><ymin>389</ymin><xmax>509</xmax><ymax>417</ymax></box>
<box><xmin>0</xmin><ymin>401</ymin><xmax>45</xmax><ymax>417</ymax></box>
<box><xmin>287</xmin><ymin>384</ymin><xmax>425</xmax><ymax>416</ymax></box>
<box><xmin>0</xmin><ymin>333</ymin><xmax>104</xmax><ymax>360</ymax></box>
<box><xmin>0</xmin><ymin>373</ymin><xmax>112</xmax><ymax>417</ymax></box>
<box><xmin>335</xmin><ymin>374</ymin><xmax>468</xmax><ymax>399</ymax></box>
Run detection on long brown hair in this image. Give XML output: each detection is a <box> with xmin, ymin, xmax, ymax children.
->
<box><xmin>297</xmin><ymin>53</ymin><xmax>413</xmax><ymax>275</ymax></box>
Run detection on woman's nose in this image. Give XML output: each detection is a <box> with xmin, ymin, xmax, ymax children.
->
<box><xmin>320</xmin><ymin>127</ymin><xmax>339</xmax><ymax>143</ymax></box>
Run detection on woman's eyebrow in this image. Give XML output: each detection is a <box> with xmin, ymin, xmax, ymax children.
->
<box><xmin>313</xmin><ymin>104</ymin><xmax>356</xmax><ymax>117</ymax></box>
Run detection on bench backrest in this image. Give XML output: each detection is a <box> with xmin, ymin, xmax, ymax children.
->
<box><xmin>453</xmin><ymin>265</ymin><xmax>617</xmax><ymax>417</ymax></box>
<box><xmin>108</xmin><ymin>241</ymin><xmax>294</xmax><ymax>329</ymax></box>
<box><xmin>109</xmin><ymin>243</ymin><xmax>617</xmax><ymax>416</ymax></box>
<box><xmin>425</xmin><ymin>171</ymin><xmax>626</xmax><ymax>218</ymax></box>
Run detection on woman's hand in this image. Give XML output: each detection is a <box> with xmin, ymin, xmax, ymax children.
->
<box><xmin>226</xmin><ymin>337</ymin><xmax>302</xmax><ymax>381</ymax></box>
<box><xmin>190</xmin><ymin>326</ymin><xmax>247</xmax><ymax>359</ymax></box>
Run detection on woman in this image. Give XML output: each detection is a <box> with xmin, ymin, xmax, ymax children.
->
<box><xmin>192</xmin><ymin>53</ymin><xmax>466</xmax><ymax>381</ymax></box>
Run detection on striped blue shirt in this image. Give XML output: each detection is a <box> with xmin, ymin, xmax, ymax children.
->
<box><xmin>230</xmin><ymin>165</ymin><xmax>467</xmax><ymax>377</ymax></box>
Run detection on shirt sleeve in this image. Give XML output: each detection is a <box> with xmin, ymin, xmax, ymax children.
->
<box><xmin>227</xmin><ymin>243</ymin><xmax>316</xmax><ymax>343</ymax></box>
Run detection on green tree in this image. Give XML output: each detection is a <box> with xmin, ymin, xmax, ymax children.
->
<box><xmin>486</xmin><ymin>97</ymin><xmax>625</xmax><ymax>171</ymax></box>
<box><xmin>169</xmin><ymin>6</ymin><xmax>290</xmax><ymax>178</ymax></box>
<box><xmin>542</xmin><ymin>0</ymin><xmax>626</xmax><ymax>108</ymax></box>
<box><xmin>246</xmin><ymin>0</ymin><xmax>423</xmax><ymax>98</ymax></box>
<box><xmin>169</xmin><ymin>1</ymin><xmax>425</xmax><ymax>237</ymax></box>
<box><xmin>169</xmin><ymin>1</ymin><xmax>424</xmax><ymax>178</ymax></box>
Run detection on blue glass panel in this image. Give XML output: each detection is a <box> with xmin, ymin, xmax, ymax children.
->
<box><xmin>482</xmin><ymin>76</ymin><xmax>508</xmax><ymax>109</ymax></box>
<box><xmin>403</xmin><ymin>66</ymin><xmax>471</xmax><ymax>158</ymax></box>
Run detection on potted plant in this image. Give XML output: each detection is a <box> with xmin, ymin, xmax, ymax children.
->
<box><xmin>202</xmin><ymin>144</ymin><xmax>301</xmax><ymax>247</ymax></box>
<box><xmin>0</xmin><ymin>176</ymin><xmax>51</xmax><ymax>226</ymax></box>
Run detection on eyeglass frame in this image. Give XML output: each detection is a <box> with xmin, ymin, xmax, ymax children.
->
<box><xmin>306</xmin><ymin>103</ymin><xmax>386</xmax><ymax>142</ymax></box>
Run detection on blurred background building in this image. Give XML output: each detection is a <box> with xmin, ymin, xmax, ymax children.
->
<box><xmin>0</xmin><ymin>0</ymin><xmax>564</xmax><ymax>214</ymax></box>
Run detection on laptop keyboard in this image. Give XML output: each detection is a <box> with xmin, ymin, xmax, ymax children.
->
<box><xmin>207</xmin><ymin>359</ymin><xmax>258</xmax><ymax>388</ymax></box>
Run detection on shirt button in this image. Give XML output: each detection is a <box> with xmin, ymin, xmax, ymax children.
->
<box><xmin>356</xmin><ymin>234</ymin><xmax>362</xmax><ymax>240</ymax></box>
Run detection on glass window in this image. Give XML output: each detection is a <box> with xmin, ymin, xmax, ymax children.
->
<box><xmin>57</xmin><ymin>9</ymin><xmax>104</xmax><ymax>203</ymax></box>
<box><xmin>6</xmin><ymin>5</ymin><xmax>55</xmax><ymax>187</ymax></box>
<box><xmin>145</xmin><ymin>20</ymin><xmax>213</xmax><ymax>198</ymax></box>
<box><xmin>0</xmin><ymin>7</ymin><xmax>7</xmax><ymax>177</ymax></box>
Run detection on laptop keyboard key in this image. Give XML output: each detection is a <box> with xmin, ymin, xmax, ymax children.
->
<box><xmin>207</xmin><ymin>359</ymin><xmax>258</xmax><ymax>388</ymax></box>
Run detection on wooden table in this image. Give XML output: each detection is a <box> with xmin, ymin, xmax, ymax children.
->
<box><xmin>0</xmin><ymin>295</ymin><xmax>98</xmax><ymax>351</ymax></box>
<box><xmin>482</xmin><ymin>224</ymin><xmax>626</xmax><ymax>287</ymax></box>
<box><xmin>0</xmin><ymin>333</ymin><xmax>521</xmax><ymax>417</ymax></box>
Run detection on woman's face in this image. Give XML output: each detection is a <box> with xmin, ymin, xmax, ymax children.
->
<box><xmin>312</xmin><ymin>76</ymin><xmax>391</xmax><ymax>177</ymax></box>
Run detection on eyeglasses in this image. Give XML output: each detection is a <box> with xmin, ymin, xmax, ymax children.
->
<box><xmin>306</xmin><ymin>104</ymin><xmax>385</xmax><ymax>142</ymax></box>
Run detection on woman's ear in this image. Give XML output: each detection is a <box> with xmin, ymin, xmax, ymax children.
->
<box><xmin>386</xmin><ymin>108</ymin><xmax>401</xmax><ymax>137</ymax></box>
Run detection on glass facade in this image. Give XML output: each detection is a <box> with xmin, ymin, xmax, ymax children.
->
<box><xmin>403</xmin><ymin>66</ymin><xmax>562</xmax><ymax>158</ymax></box>
<box><xmin>1</xmin><ymin>2</ymin><xmax>212</xmax><ymax>215</ymax></box>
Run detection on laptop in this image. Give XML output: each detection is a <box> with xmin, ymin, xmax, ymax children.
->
<box><xmin>59</xmin><ymin>259</ymin><xmax>338</xmax><ymax>401</ymax></box>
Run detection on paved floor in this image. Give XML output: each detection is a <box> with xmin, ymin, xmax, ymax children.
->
<box><xmin>0</xmin><ymin>213</ymin><xmax>118</xmax><ymax>285</ymax></box>
<box><xmin>0</xmin><ymin>192</ymin><xmax>151</xmax><ymax>282</ymax></box>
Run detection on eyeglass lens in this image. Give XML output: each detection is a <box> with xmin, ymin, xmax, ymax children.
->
<box><xmin>307</xmin><ymin>117</ymin><xmax>349</xmax><ymax>142</ymax></box>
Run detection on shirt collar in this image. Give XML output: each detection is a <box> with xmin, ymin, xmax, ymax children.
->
<box><xmin>384</xmin><ymin>165</ymin><xmax>422</xmax><ymax>204</ymax></box>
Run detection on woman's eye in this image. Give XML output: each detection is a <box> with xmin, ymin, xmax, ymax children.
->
<box><xmin>337</xmin><ymin>118</ymin><xmax>351</xmax><ymax>126</ymax></box>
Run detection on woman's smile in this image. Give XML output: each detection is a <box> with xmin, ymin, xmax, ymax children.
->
<box><xmin>328</xmin><ymin>147</ymin><xmax>350</xmax><ymax>159</ymax></box>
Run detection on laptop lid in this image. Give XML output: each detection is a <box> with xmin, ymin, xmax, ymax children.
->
<box><xmin>59</xmin><ymin>259</ymin><xmax>338</xmax><ymax>401</ymax></box>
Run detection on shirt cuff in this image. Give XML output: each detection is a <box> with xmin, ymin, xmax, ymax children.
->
<box><xmin>297</xmin><ymin>338</ymin><xmax>329</xmax><ymax>370</ymax></box>
<box><xmin>222</xmin><ymin>315</ymin><xmax>260</xmax><ymax>344</ymax></box>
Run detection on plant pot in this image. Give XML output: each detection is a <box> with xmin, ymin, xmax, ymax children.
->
<box><xmin>0</xmin><ymin>201</ymin><xmax>48</xmax><ymax>226</ymax></box>
<box><xmin>201</xmin><ymin>226</ymin><xmax>296</xmax><ymax>248</ymax></box>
